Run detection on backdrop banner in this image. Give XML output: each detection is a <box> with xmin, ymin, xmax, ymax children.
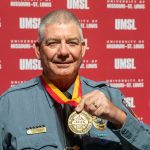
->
<box><xmin>0</xmin><ymin>0</ymin><xmax>150</xmax><ymax>124</ymax></box>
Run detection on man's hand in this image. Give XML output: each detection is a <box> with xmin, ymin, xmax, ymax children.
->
<box><xmin>75</xmin><ymin>90</ymin><xmax>127</xmax><ymax>128</ymax></box>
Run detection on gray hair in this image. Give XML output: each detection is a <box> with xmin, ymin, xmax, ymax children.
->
<box><xmin>38</xmin><ymin>9</ymin><xmax>83</xmax><ymax>43</ymax></box>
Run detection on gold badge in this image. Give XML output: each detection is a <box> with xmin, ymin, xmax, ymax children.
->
<box><xmin>68</xmin><ymin>110</ymin><xmax>92</xmax><ymax>135</ymax></box>
<box><xmin>26</xmin><ymin>125</ymin><xmax>46</xmax><ymax>135</ymax></box>
<box><xmin>92</xmin><ymin>116</ymin><xmax>107</xmax><ymax>131</ymax></box>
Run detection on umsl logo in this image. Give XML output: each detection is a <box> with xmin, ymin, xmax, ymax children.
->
<box><xmin>114</xmin><ymin>58</ymin><xmax>136</xmax><ymax>69</ymax></box>
<box><xmin>115</xmin><ymin>19</ymin><xmax>137</xmax><ymax>30</ymax></box>
<box><xmin>19</xmin><ymin>17</ymin><xmax>41</xmax><ymax>29</ymax></box>
<box><xmin>67</xmin><ymin>0</ymin><xmax>89</xmax><ymax>9</ymax></box>
<box><xmin>124</xmin><ymin>97</ymin><xmax>135</xmax><ymax>108</ymax></box>
<box><xmin>19</xmin><ymin>59</ymin><xmax>42</xmax><ymax>70</ymax></box>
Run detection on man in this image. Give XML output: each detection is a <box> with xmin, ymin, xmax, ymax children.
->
<box><xmin>0</xmin><ymin>10</ymin><xmax>150</xmax><ymax>150</ymax></box>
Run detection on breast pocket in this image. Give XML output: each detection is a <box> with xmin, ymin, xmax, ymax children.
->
<box><xmin>16</xmin><ymin>133</ymin><xmax>58</xmax><ymax>150</ymax></box>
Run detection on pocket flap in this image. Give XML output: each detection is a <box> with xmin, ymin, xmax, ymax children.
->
<box><xmin>16</xmin><ymin>133</ymin><xmax>58</xmax><ymax>149</ymax></box>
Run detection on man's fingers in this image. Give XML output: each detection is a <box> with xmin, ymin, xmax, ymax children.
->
<box><xmin>75</xmin><ymin>91</ymin><xmax>97</xmax><ymax>112</ymax></box>
<box><xmin>75</xmin><ymin>102</ymin><xmax>84</xmax><ymax>112</ymax></box>
<box><xmin>75</xmin><ymin>90</ymin><xmax>105</xmax><ymax>113</ymax></box>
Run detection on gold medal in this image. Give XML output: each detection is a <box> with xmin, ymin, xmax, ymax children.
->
<box><xmin>92</xmin><ymin>116</ymin><xmax>107</xmax><ymax>131</ymax></box>
<box><xmin>68</xmin><ymin>110</ymin><xmax>92</xmax><ymax>135</ymax></box>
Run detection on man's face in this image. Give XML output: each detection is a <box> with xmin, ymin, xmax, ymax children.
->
<box><xmin>35</xmin><ymin>22</ymin><xmax>86</xmax><ymax>80</ymax></box>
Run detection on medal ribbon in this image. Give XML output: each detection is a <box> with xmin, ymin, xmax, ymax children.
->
<box><xmin>41</xmin><ymin>75</ymin><xmax>82</xmax><ymax>107</ymax></box>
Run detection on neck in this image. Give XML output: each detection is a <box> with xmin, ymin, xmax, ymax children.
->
<box><xmin>43</xmin><ymin>73</ymin><xmax>78</xmax><ymax>91</ymax></box>
<box><xmin>52</xmin><ymin>77</ymin><xmax>76</xmax><ymax>91</ymax></box>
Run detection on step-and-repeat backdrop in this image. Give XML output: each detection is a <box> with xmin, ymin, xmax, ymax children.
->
<box><xmin>0</xmin><ymin>0</ymin><xmax>150</xmax><ymax>124</ymax></box>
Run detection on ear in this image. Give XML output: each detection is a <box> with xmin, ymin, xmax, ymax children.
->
<box><xmin>81</xmin><ymin>40</ymin><xmax>86</xmax><ymax>57</ymax></box>
<box><xmin>35</xmin><ymin>41</ymin><xmax>41</xmax><ymax>59</ymax></box>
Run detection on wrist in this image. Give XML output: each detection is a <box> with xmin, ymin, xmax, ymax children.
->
<box><xmin>113</xmin><ymin>110</ymin><xmax>127</xmax><ymax>129</ymax></box>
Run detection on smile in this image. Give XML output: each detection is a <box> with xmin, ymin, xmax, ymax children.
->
<box><xmin>54</xmin><ymin>62</ymin><xmax>72</xmax><ymax>68</ymax></box>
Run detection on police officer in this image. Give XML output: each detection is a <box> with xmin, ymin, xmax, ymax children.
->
<box><xmin>0</xmin><ymin>10</ymin><xmax>150</xmax><ymax>150</ymax></box>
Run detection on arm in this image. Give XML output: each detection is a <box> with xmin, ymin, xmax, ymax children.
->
<box><xmin>108</xmin><ymin>106</ymin><xmax>150</xmax><ymax>149</ymax></box>
<box><xmin>0</xmin><ymin>126</ymin><xmax>3</xmax><ymax>150</ymax></box>
<box><xmin>0</xmin><ymin>94</ymin><xmax>9</xmax><ymax>150</ymax></box>
<box><xmin>75</xmin><ymin>89</ymin><xmax>150</xmax><ymax>149</ymax></box>
<box><xmin>0</xmin><ymin>96</ymin><xmax>4</xmax><ymax>150</ymax></box>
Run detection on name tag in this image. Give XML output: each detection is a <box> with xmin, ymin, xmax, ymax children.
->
<box><xmin>26</xmin><ymin>126</ymin><xmax>46</xmax><ymax>135</ymax></box>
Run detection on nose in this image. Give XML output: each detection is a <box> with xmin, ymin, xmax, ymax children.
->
<box><xmin>58</xmin><ymin>40</ymin><xmax>69</xmax><ymax>57</ymax></box>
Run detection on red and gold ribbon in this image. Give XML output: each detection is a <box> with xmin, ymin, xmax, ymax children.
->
<box><xmin>41</xmin><ymin>75</ymin><xmax>82</xmax><ymax>107</ymax></box>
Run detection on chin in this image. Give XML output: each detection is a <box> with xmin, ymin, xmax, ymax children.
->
<box><xmin>55</xmin><ymin>71</ymin><xmax>76</xmax><ymax>79</ymax></box>
<box><xmin>56</xmin><ymin>73</ymin><xmax>72</xmax><ymax>78</ymax></box>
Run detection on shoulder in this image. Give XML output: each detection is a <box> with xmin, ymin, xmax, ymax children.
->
<box><xmin>80</xmin><ymin>76</ymin><xmax>120</xmax><ymax>92</ymax></box>
<box><xmin>0</xmin><ymin>76</ymin><xmax>41</xmax><ymax>99</ymax></box>
<box><xmin>80</xmin><ymin>76</ymin><xmax>124</xmax><ymax>101</ymax></box>
<box><xmin>0</xmin><ymin>76</ymin><xmax>43</xmax><ymax>123</ymax></box>
<box><xmin>80</xmin><ymin>76</ymin><xmax>109</xmax><ymax>88</ymax></box>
